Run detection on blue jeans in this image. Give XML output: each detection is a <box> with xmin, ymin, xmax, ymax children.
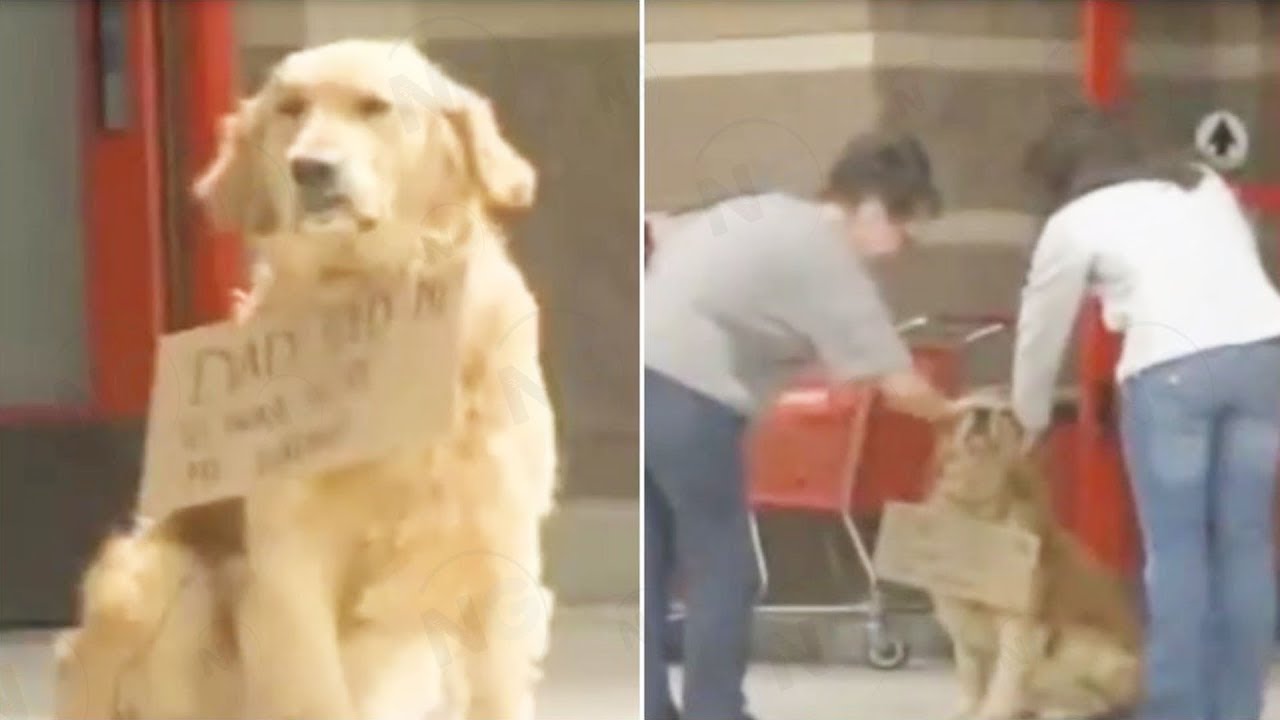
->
<box><xmin>1121</xmin><ymin>339</ymin><xmax>1280</xmax><ymax>720</ymax></box>
<box><xmin>644</xmin><ymin>370</ymin><xmax>758</xmax><ymax>720</ymax></box>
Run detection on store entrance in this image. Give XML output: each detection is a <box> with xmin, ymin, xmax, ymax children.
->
<box><xmin>0</xmin><ymin>0</ymin><xmax>237</xmax><ymax>625</ymax></box>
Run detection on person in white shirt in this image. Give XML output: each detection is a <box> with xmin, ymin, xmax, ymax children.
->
<box><xmin>1013</xmin><ymin>104</ymin><xmax>1280</xmax><ymax>720</ymax></box>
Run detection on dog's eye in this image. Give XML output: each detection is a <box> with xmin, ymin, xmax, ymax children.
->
<box><xmin>356</xmin><ymin>96</ymin><xmax>392</xmax><ymax>118</ymax></box>
<box><xmin>277</xmin><ymin>97</ymin><xmax>308</xmax><ymax>118</ymax></box>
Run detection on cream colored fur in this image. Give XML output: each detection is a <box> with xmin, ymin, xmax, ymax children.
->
<box><xmin>54</xmin><ymin>39</ymin><xmax>556</xmax><ymax>720</ymax></box>
<box><xmin>928</xmin><ymin>391</ymin><xmax>1141</xmax><ymax>720</ymax></box>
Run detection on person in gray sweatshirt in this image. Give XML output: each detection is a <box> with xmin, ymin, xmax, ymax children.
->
<box><xmin>644</xmin><ymin>132</ymin><xmax>956</xmax><ymax>720</ymax></box>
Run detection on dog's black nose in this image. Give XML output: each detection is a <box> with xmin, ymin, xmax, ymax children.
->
<box><xmin>290</xmin><ymin>158</ymin><xmax>336</xmax><ymax>188</ymax></box>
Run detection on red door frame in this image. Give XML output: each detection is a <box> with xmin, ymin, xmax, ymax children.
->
<box><xmin>178</xmin><ymin>0</ymin><xmax>243</xmax><ymax>326</ymax></box>
<box><xmin>1075</xmin><ymin>0</ymin><xmax>1280</xmax><ymax>572</ymax></box>
<box><xmin>1074</xmin><ymin>0</ymin><xmax>1136</xmax><ymax>574</ymax></box>
<box><xmin>86</xmin><ymin>0</ymin><xmax>166</xmax><ymax>419</ymax></box>
<box><xmin>0</xmin><ymin>0</ymin><xmax>239</xmax><ymax>424</ymax></box>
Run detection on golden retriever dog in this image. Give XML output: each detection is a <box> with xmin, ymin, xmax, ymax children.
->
<box><xmin>927</xmin><ymin>391</ymin><xmax>1140</xmax><ymax>720</ymax></box>
<box><xmin>53</xmin><ymin>39</ymin><xmax>556</xmax><ymax>720</ymax></box>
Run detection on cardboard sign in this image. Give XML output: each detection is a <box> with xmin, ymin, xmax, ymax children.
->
<box><xmin>138</xmin><ymin>275</ymin><xmax>460</xmax><ymax>519</ymax></box>
<box><xmin>873</xmin><ymin>501</ymin><xmax>1041</xmax><ymax>613</ymax></box>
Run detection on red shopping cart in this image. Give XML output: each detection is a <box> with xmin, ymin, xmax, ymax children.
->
<box><xmin>743</xmin><ymin>314</ymin><xmax>1009</xmax><ymax>669</ymax></box>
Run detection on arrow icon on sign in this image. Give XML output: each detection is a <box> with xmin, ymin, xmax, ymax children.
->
<box><xmin>1208</xmin><ymin>118</ymin><xmax>1236</xmax><ymax>158</ymax></box>
<box><xmin>1195</xmin><ymin>110</ymin><xmax>1249</xmax><ymax>171</ymax></box>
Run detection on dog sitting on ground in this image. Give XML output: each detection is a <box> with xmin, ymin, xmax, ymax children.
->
<box><xmin>54</xmin><ymin>39</ymin><xmax>557</xmax><ymax>720</ymax></box>
<box><xmin>926</xmin><ymin>390</ymin><xmax>1140</xmax><ymax>720</ymax></box>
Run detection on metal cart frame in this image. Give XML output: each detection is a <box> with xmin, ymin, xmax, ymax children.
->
<box><xmin>710</xmin><ymin>315</ymin><xmax>1009</xmax><ymax>669</ymax></box>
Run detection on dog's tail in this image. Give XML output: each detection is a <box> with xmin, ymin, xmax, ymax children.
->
<box><xmin>55</xmin><ymin>528</ymin><xmax>195</xmax><ymax>719</ymax></box>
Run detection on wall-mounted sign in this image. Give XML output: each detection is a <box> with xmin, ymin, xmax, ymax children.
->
<box><xmin>1195</xmin><ymin>110</ymin><xmax>1249</xmax><ymax>171</ymax></box>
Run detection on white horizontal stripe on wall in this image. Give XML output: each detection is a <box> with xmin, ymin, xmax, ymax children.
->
<box><xmin>645</xmin><ymin>32</ymin><xmax>876</xmax><ymax>78</ymax></box>
<box><xmin>238</xmin><ymin>0</ymin><xmax>638</xmax><ymax>48</ymax></box>
<box><xmin>646</xmin><ymin>30</ymin><xmax>1270</xmax><ymax>80</ymax></box>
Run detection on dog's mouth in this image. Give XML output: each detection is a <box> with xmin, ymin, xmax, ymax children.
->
<box><xmin>941</xmin><ymin>477</ymin><xmax>1005</xmax><ymax>505</ymax></box>
<box><xmin>937</xmin><ymin>452</ymin><xmax>1009</xmax><ymax>502</ymax></box>
<box><xmin>300</xmin><ymin>186</ymin><xmax>347</xmax><ymax>215</ymax></box>
<box><xmin>297</xmin><ymin>196</ymin><xmax>377</xmax><ymax>235</ymax></box>
<box><xmin>962</xmin><ymin>435</ymin><xmax>1000</xmax><ymax>454</ymax></box>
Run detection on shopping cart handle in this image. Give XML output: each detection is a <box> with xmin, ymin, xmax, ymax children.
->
<box><xmin>774</xmin><ymin>388</ymin><xmax>833</xmax><ymax>413</ymax></box>
<box><xmin>962</xmin><ymin>323</ymin><xmax>1007</xmax><ymax>344</ymax></box>
<box><xmin>934</xmin><ymin>312</ymin><xmax>1015</xmax><ymax>326</ymax></box>
<box><xmin>773</xmin><ymin>383</ymin><xmax>871</xmax><ymax>416</ymax></box>
<box><xmin>901</xmin><ymin>313</ymin><xmax>1014</xmax><ymax>329</ymax></box>
<box><xmin>895</xmin><ymin>316</ymin><xmax>931</xmax><ymax>333</ymax></box>
<box><xmin>896</xmin><ymin>314</ymin><xmax>1013</xmax><ymax>345</ymax></box>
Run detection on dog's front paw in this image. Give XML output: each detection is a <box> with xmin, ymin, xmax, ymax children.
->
<box><xmin>946</xmin><ymin>694</ymin><xmax>984</xmax><ymax>720</ymax></box>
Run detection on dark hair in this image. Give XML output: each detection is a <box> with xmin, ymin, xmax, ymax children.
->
<box><xmin>1024</xmin><ymin>102</ymin><xmax>1205</xmax><ymax>213</ymax></box>
<box><xmin>822</xmin><ymin>131</ymin><xmax>942</xmax><ymax>219</ymax></box>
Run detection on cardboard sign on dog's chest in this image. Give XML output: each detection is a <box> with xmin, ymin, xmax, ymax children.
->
<box><xmin>138</xmin><ymin>276</ymin><xmax>460</xmax><ymax>519</ymax></box>
<box><xmin>873</xmin><ymin>501</ymin><xmax>1041</xmax><ymax>613</ymax></box>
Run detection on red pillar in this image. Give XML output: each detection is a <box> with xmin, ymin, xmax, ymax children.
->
<box><xmin>181</xmin><ymin>0</ymin><xmax>243</xmax><ymax>324</ymax></box>
<box><xmin>1075</xmin><ymin>0</ymin><xmax>1139</xmax><ymax>574</ymax></box>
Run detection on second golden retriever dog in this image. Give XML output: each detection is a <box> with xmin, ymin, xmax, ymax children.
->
<box><xmin>927</xmin><ymin>391</ymin><xmax>1140</xmax><ymax>720</ymax></box>
<box><xmin>54</xmin><ymin>39</ymin><xmax>556</xmax><ymax>720</ymax></box>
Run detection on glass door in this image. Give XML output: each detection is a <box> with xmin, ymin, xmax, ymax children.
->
<box><xmin>0</xmin><ymin>1</ymin><xmax>95</xmax><ymax>412</ymax></box>
<box><xmin>0</xmin><ymin>0</ymin><xmax>240</xmax><ymax>625</ymax></box>
<box><xmin>0</xmin><ymin>0</ymin><xmax>165</xmax><ymax>423</ymax></box>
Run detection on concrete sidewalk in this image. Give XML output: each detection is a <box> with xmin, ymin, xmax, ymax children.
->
<box><xmin>7</xmin><ymin>608</ymin><xmax>1280</xmax><ymax>720</ymax></box>
<box><xmin>711</xmin><ymin>660</ymin><xmax>1280</xmax><ymax>720</ymax></box>
<box><xmin>0</xmin><ymin>606</ymin><xmax>641</xmax><ymax>720</ymax></box>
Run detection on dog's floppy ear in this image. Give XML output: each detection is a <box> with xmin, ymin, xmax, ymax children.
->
<box><xmin>193</xmin><ymin>98</ymin><xmax>278</xmax><ymax>235</ymax></box>
<box><xmin>443</xmin><ymin>93</ymin><xmax>536</xmax><ymax>209</ymax></box>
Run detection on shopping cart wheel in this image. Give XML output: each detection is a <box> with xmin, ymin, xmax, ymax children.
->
<box><xmin>866</xmin><ymin>635</ymin><xmax>910</xmax><ymax>670</ymax></box>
